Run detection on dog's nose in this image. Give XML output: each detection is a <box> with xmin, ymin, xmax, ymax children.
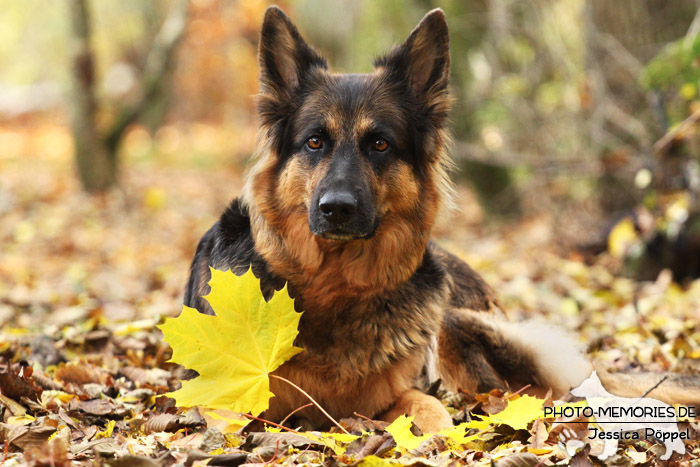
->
<box><xmin>319</xmin><ymin>191</ymin><xmax>357</xmax><ymax>223</ymax></box>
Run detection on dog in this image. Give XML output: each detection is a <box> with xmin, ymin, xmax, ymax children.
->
<box><xmin>184</xmin><ymin>6</ymin><xmax>697</xmax><ymax>433</ymax></box>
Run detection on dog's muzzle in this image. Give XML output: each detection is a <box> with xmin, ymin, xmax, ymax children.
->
<box><xmin>309</xmin><ymin>189</ymin><xmax>376</xmax><ymax>241</ymax></box>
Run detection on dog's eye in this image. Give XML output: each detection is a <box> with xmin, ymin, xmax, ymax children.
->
<box><xmin>372</xmin><ymin>139</ymin><xmax>389</xmax><ymax>152</ymax></box>
<box><xmin>306</xmin><ymin>137</ymin><xmax>323</xmax><ymax>150</ymax></box>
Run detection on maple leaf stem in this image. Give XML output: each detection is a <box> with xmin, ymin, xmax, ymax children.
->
<box><xmin>242</xmin><ymin>413</ymin><xmax>300</xmax><ymax>434</ymax></box>
<box><xmin>506</xmin><ymin>384</ymin><xmax>532</xmax><ymax>399</ymax></box>
<box><xmin>280</xmin><ymin>402</ymin><xmax>314</xmax><ymax>426</ymax></box>
<box><xmin>352</xmin><ymin>411</ymin><xmax>373</xmax><ymax>422</ymax></box>
<box><xmin>270</xmin><ymin>375</ymin><xmax>351</xmax><ymax>435</ymax></box>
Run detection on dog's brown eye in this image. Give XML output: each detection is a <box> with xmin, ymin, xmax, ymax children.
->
<box><xmin>372</xmin><ymin>139</ymin><xmax>389</xmax><ymax>152</ymax></box>
<box><xmin>306</xmin><ymin>137</ymin><xmax>323</xmax><ymax>150</ymax></box>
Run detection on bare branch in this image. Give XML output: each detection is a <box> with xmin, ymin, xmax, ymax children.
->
<box><xmin>653</xmin><ymin>106</ymin><xmax>700</xmax><ymax>155</ymax></box>
<box><xmin>604</xmin><ymin>99</ymin><xmax>652</xmax><ymax>147</ymax></box>
<box><xmin>104</xmin><ymin>0</ymin><xmax>189</xmax><ymax>152</ymax></box>
<box><xmin>452</xmin><ymin>141</ymin><xmax>598</xmax><ymax>175</ymax></box>
<box><xmin>683</xmin><ymin>6</ymin><xmax>700</xmax><ymax>51</ymax></box>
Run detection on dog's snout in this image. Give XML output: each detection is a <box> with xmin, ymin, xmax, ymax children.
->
<box><xmin>318</xmin><ymin>191</ymin><xmax>357</xmax><ymax>223</ymax></box>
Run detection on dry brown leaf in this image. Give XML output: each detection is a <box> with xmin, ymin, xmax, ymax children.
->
<box><xmin>0</xmin><ymin>370</ymin><xmax>42</xmax><ymax>402</ymax></box>
<box><xmin>481</xmin><ymin>393</ymin><xmax>508</xmax><ymax>414</ymax></box>
<box><xmin>23</xmin><ymin>436</ymin><xmax>70</xmax><ymax>467</ymax></box>
<box><xmin>527</xmin><ymin>418</ymin><xmax>549</xmax><ymax>449</ymax></box>
<box><xmin>0</xmin><ymin>423</ymin><xmax>56</xmax><ymax>451</ymax></box>
<box><xmin>55</xmin><ymin>361</ymin><xmax>111</xmax><ymax>387</ymax></box>
<box><xmin>494</xmin><ymin>452</ymin><xmax>540</xmax><ymax>467</ymax></box>
<box><xmin>144</xmin><ymin>413</ymin><xmax>180</xmax><ymax>433</ymax></box>
<box><xmin>121</xmin><ymin>365</ymin><xmax>170</xmax><ymax>387</ymax></box>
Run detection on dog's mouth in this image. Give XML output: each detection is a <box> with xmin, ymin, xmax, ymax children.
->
<box><xmin>309</xmin><ymin>219</ymin><xmax>379</xmax><ymax>242</ymax></box>
<box><xmin>317</xmin><ymin>230</ymin><xmax>373</xmax><ymax>241</ymax></box>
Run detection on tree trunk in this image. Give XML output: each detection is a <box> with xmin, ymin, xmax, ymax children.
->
<box><xmin>67</xmin><ymin>0</ymin><xmax>188</xmax><ymax>193</ymax></box>
<box><xmin>68</xmin><ymin>0</ymin><xmax>117</xmax><ymax>192</ymax></box>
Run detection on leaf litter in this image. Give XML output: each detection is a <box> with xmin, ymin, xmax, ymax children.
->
<box><xmin>1</xmin><ymin>137</ymin><xmax>700</xmax><ymax>465</ymax></box>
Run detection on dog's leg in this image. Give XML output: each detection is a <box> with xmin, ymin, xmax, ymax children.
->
<box><xmin>380</xmin><ymin>389</ymin><xmax>453</xmax><ymax>433</ymax></box>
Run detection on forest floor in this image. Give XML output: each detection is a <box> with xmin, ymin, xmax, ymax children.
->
<box><xmin>1</xmin><ymin>122</ymin><xmax>699</xmax><ymax>466</ymax></box>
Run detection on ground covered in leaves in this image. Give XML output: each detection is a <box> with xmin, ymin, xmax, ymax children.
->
<box><xmin>1</xmin><ymin>123</ymin><xmax>700</xmax><ymax>465</ymax></box>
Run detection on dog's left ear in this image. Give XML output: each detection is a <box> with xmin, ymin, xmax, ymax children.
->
<box><xmin>376</xmin><ymin>9</ymin><xmax>450</xmax><ymax>98</ymax></box>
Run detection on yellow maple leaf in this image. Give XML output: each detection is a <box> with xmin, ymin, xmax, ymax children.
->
<box><xmin>204</xmin><ymin>410</ymin><xmax>249</xmax><ymax>434</ymax></box>
<box><xmin>386</xmin><ymin>415</ymin><xmax>488</xmax><ymax>452</ymax></box>
<box><xmin>385</xmin><ymin>415</ymin><xmax>430</xmax><ymax>450</ymax></box>
<box><xmin>478</xmin><ymin>395</ymin><xmax>544</xmax><ymax>430</ymax></box>
<box><xmin>295</xmin><ymin>432</ymin><xmax>360</xmax><ymax>456</ymax></box>
<box><xmin>440</xmin><ymin>420</ymin><xmax>488</xmax><ymax>444</ymax></box>
<box><xmin>158</xmin><ymin>267</ymin><xmax>303</xmax><ymax>415</ymax></box>
<box><xmin>356</xmin><ymin>455</ymin><xmax>396</xmax><ymax>466</ymax></box>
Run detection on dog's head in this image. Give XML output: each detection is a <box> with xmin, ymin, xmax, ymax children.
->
<box><xmin>245</xmin><ymin>6</ymin><xmax>453</xmax><ymax>281</ymax></box>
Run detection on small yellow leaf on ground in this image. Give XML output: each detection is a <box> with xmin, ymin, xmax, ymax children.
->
<box><xmin>95</xmin><ymin>420</ymin><xmax>116</xmax><ymax>438</ymax></box>
<box><xmin>385</xmin><ymin>415</ymin><xmax>430</xmax><ymax>451</ymax></box>
<box><xmin>608</xmin><ymin>217</ymin><xmax>638</xmax><ymax>259</ymax></box>
<box><xmin>143</xmin><ymin>186</ymin><xmax>167</xmax><ymax>209</ymax></box>
<box><xmin>478</xmin><ymin>395</ymin><xmax>545</xmax><ymax>431</ymax></box>
<box><xmin>296</xmin><ymin>432</ymin><xmax>360</xmax><ymax>456</ymax></box>
<box><xmin>204</xmin><ymin>410</ymin><xmax>248</xmax><ymax>433</ymax></box>
<box><xmin>356</xmin><ymin>455</ymin><xmax>396</xmax><ymax>466</ymax></box>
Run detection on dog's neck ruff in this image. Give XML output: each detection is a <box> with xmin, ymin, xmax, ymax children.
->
<box><xmin>244</xmin><ymin>197</ymin><xmax>430</xmax><ymax>312</ymax></box>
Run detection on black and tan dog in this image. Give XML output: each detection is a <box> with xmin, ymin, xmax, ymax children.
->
<box><xmin>184</xmin><ymin>7</ymin><xmax>696</xmax><ymax>432</ymax></box>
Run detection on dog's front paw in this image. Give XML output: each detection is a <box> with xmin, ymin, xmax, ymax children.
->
<box><xmin>381</xmin><ymin>389</ymin><xmax>453</xmax><ymax>434</ymax></box>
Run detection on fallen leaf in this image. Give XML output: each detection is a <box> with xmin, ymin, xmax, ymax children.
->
<box><xmin>608</xmin><ymin>217</ymin><xmax>638</xmax><ymax>259</ymax></box>
<box><xmin>385</xmin><ymin>415</ymin><xmax>430</xmax><ymax>451</ymax></box>
<box><xmin>626</xmin><ymin>448</ymin><xmax>647</xmax><ymax>464</ymax></box>
<box><xmin>55</xmin><ymin>360</ymin><xmax>111</xmax><ymax>387</ymax></box>
<box><xmin>344</xmin><ymin>432</ymin><xmax>396</xmax><ymax>459</ymax></box>
<box><xmin>0</xmin><ymin>370</ymin><xmax>42</xmax><ymax>402</ymax></box>
<box><xmin>478</xmin><ymin>395</ymin><xmax>545</xmax><ymax>431</ymax></box>
<box><xmin>0</xmin><ymin>423</ymin><xmax>56</xmax><ymax>451</ymax></box>
<box><xmin>494</xmin><ymin>452</ymin><xmax>540</xmax><ymax>467</ymax></box>
<box><xmin>158</xmin><ymin>267</ymin><xmax>302</xmax><ymax>414</ymax></box>
<box><xmin>121</xmin><ymin>365</ymin><xmax>170</xmax><ymax>387</ymax></box>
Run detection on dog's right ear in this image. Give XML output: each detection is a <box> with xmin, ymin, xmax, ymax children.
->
<box><xmin>375</xmin><ymin>9</ymin><xmax>450</xmax><ymax>100</ymax></box>
<box><xmin>258</xmin><ymin>6</ymin><xmax>327</xmax><ymax>96</ymax></box>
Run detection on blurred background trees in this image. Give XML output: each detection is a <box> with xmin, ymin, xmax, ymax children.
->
<box><xmin>68</xmin><ymin>0</ymin><xmax>188</xmax><ymax>192</ymax></box>
<box><xmin>1</xmin><ymin>0</ymin><xmax>699</xmax><ymax>279</ymax></box>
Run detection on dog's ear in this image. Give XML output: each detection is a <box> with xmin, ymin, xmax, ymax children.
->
<box><xmin>258</xmin><ymin>6</ymin><xmax>327</xmax><ymax>96</ymax></box>
<box><xmin>376</xmin><ymin>9</ymin><xmax>450</xmax><ymax>98</ymax></box>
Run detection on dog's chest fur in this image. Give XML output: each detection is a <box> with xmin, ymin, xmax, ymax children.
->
<box><xmin>187</xmin><ymin>199</ymin><xmax>449</xmax><ymax>424</ymax></box>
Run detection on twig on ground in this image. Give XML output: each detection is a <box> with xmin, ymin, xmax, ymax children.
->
<box><xmin>506</xmin><ymin>384</ymin><xmax>532</xmax><ymax>399</ymax></box>
<box><xmin>242</xmin><ymin>413</ymin><xmax>299</xmax><ymax>434</ymax></box>
<box><xmin>279</xmin><ymin>403</ymin><xmax>313</xmax><ymax>427</ymax></box>
<box><xmin>271</xmin><ymin>374</ymin><xmax>350</xmax><ymax>434</ymax></box>
<box><xmin>640</xmin><ymin>375</ymin><xmax>669</xmax><ymax>399</ymax></box>
<box><xmin>353</xmin><ymin>412</ymin><xmax>374</xmax><ymax>422</ymax></box>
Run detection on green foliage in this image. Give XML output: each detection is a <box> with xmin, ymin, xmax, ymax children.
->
<box><xmin>642</xmin><ymin>32</ymin><xmax>700</xmax><ymax>126</ymax></box>
<box><xmin>642</xmin><ymin>34</ymin><xmax>700</xmax><ymax>95</ymax></box>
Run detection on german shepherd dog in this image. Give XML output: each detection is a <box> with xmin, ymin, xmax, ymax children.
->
<box><xmin>185</xmin><ymin>7</ymin><xmax>698</xmax><ymax>432</ymax></box>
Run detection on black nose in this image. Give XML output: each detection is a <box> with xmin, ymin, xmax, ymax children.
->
<box><xmin>319</xmin><ymin>191</ymin><xmax>357</xmax><ymax>223</ymax></box>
